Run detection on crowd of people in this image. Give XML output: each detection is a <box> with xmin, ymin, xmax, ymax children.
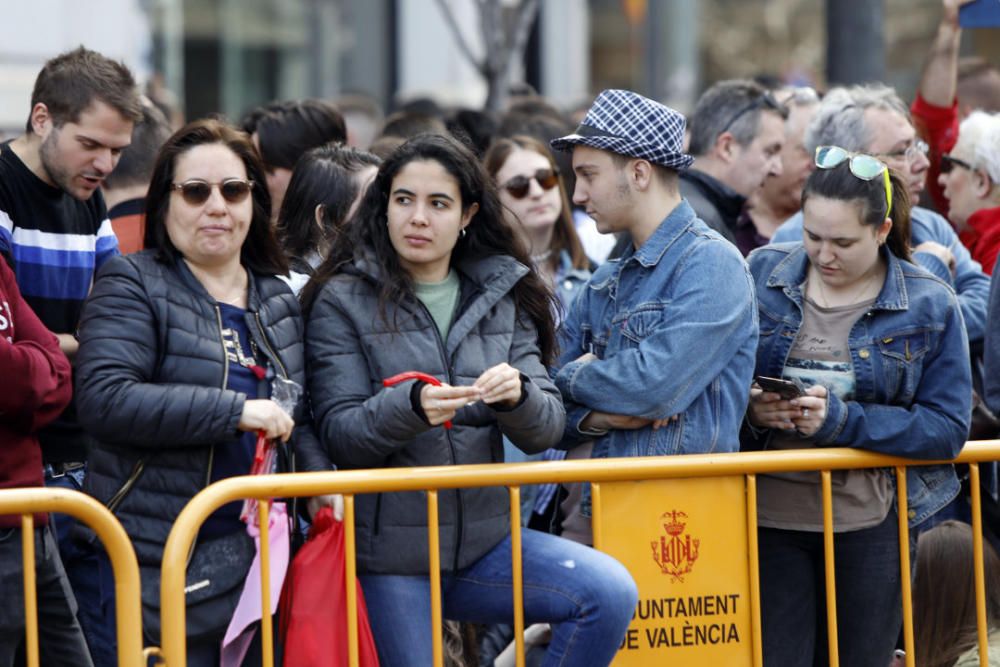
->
<box><xmin>4</xmin><ymin>1</ymin><xmax>1000</xmax><ymax>666</ymax></box>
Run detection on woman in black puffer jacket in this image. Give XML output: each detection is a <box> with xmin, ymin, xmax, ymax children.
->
<box><xmin>75</xmin><ymin>119</ymin><xmax>329</xmax><ymax>662</ymax></box>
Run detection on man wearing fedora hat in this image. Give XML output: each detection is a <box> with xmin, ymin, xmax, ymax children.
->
<box><xmin>550</xmin><ymin>89</ymin><xmax>758</xmax><ymax>528</ymax></box>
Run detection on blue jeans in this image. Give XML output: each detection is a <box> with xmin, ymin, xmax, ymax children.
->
<box><xmin>360</xmin><ymin>529</ymin><xmax>637</xmax><ymax>667</ymax></box>
<box><xmin>758</xmin><ymin>509</ymin><xmax>902</xmax><ymax>667</ymax></box>
<box><xmin>45</xmin><ymin>466</ymin><xmax>116</xmax><ymax>667</ymax></box>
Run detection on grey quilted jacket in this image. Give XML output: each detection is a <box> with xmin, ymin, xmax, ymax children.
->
<box><xmin>75</xmin><ymin>251</ymin><xmax>327</xmax><ymax>565</ymax></box>
<box><xmin>306</xmin><ymin>250</ymin><xmax>565</xmax><ymax>574</ymax></box>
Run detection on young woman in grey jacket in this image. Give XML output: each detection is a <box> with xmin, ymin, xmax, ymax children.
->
<box><xmin>302</xmin><ymin>133</ymin><xmax>637</xmax><ymax>667</ymax></box>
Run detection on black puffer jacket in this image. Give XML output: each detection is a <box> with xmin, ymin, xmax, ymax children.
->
<box><xmin>75</xmin><ymin>251</ymin><xmax>327</xmax><ymax>566</ymax></box>
<box><xmin>306</xmin><ymin>251</ymin><xmax>565</xmax><ymax>575</ymax></box>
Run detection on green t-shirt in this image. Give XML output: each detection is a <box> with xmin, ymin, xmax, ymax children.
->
<box><xmin>414</xmin><ymin>269</ymin><xmax>461</xmax><ymax>342</ymax></box>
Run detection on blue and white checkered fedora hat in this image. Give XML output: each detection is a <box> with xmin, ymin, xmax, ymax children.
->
<box><xmin>551</xmin><ymin>89</ymin><xmax>693</xmax><ymax>170</ymax></box>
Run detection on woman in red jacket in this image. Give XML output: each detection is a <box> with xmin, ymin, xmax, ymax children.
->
<box><xmin>0</xmin><ymin>258</ymin><xmax>84</xmax><ymax>666</ymax></box>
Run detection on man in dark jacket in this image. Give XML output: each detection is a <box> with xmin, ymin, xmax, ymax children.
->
<box><xmin>0</xmin><ymin>259</ymin><xmax>90</xmax><ymax>666</ymax></box>
<box><xmin>680</xmin><ymin>79</ymin><xmax>787</xmax><ymax>252</ymax></box>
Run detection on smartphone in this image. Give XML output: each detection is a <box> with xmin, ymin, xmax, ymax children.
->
<box><xmin>755</xmin><ymin>375</ymin><xmax>805</xmax><ymax>399</ymax></box>
<box><xmin>960</xmin><ymin>0</ymin><xmax>1000</xmax><ymax>28</ymax></box>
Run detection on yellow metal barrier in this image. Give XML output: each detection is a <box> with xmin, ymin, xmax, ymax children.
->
<box><xmin>155</xmin><ymin>440</ymin><xmax>1000</xmax><ymax>667</ymax></box>
<box><xmin>0</xmin><ymin>487</ymin><xmax>144</xmax><ymax>667</ymax></box>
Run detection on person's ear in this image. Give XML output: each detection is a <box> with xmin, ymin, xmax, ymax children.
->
<box><xmin>877</xmin><ymin>217</ymin><xmax>893</xmax><ymax>245</ymax></box>
<box><xmin>29</xmin><ymin>103</ymin><xmax>52</xmax><ymax>137</ymax></box>
<box><xmin>632</xmin><ymin>159</ymin><xmax>654</xmax><ymax>191</ymax></box>
<box><xmin>461</xmin><ymin>201</ymin><xmax>480</xmax><ymax>229</ymax></box>
<box><xmin>974</xmin><ymin>168</ymin><xmax>994</xmax><ymax>199</ymax></box>
<box><xmin>314</xmin><ymin>204</ymin><xmax>326</xmax><ymax>229</ymax></box>
<box><xmin>715</xmin><ymin>132</ymin><xmax>737</xmax><ymax>163</ymax></box>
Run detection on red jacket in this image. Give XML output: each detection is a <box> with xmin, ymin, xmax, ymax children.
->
<box><xmin>911</xmin><ymin>93</ymin><xmax>960</xmax><ymax>218</ymax></box>
<box><xmin>0</xmin><ymin>258</ymin><xmax>73</xmax><ymax>526</ymax></box>
<box><xmin>960</xmin><ymin>206</ymin><xmax>1000</xmax><ymax>276</ymax></box>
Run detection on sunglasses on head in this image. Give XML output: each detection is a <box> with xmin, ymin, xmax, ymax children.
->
<box><xmin>171</xmin><ymin>179</ymin><xmax>255</xmax><ymax>206</ymax></box>
<box><xmin>719</xmin><ymin>92</ymin><xmax>784</xmax><ymax>134</ymax></box>
<box><xmin>940</xmin><ymin>154</ymin><xmax>974</xmax><ymax>174</ymax></box>
<box><xmin>501</xmin><ymin>168</ymin><xmax>560</xmax><ymax>199</ymax></box>
<box><xmin>814</xmin><ymin>146</ymin><xmax>893</xmax><ymax>218</ymax></box>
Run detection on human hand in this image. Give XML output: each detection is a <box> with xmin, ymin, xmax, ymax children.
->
<box><xmin>943</xmin><ymin>0</ymin><xmax>976</xmax><ymax>30</ymax></box>
<box><xmin>789</xmin><ymin>385</ymin><xmax>829</xmax><ymax>437</ymax></box>
<box><xmin>474</xmin><ymin>363</ymin><xmax>522</xmax><ymax>408</ymax></box>
<box><xmin>914</xmin><ymin>241</ymin><xmax>956</xmax><ymax>274</ymax></box>
<box><xmin>56</xmin><ymin>333</ymin><xmax>79</xmax><ymax>360</ymax></box>
<box><xmin>574</xmin><ymin>352</ymin><xmax>597</xmax><ymax>364</ymax></box>
<box><xmin>580</xmin><ymin>410</ymin><xmax>668</xmax><ymax>432</ymax></box>
<box><xmin>307</xmin><ymin>494</ymin><xmax>344</xmax><ymax>521</ymax></box>
<box><xmin>239</xmin><ymin>399</ymin><xmax>295</xmax><ymax>442</ymax></box>
<box><xmin>748</xmin><ymin>385</ymin><xmax>802</xmax><ymax>430</ymax></box>
<box><xmin>420</xmin><ymin>383</ymin><xmax>481</xmax><ymax>426</ymax></box>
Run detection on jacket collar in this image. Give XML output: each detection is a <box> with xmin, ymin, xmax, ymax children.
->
<box><xmin>765</xmin><ymin>244</ymin><xmax>909</xmax><ymax>312</ymax></box>
<box><xmin>680</xmin><ymin>168</ymin><xmax>746</xmax><ymax>223</ymax></box>
<box><xmin>623</xmin><ymin>199</ymin><xmax>698</xmax><ymax>268</ymax></box>
<box><xmin>173</xmin><ymin>256</ymin><xmax>261</xmax><ymax>311</ymax></box>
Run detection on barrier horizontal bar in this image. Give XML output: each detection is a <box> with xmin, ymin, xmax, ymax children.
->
<box><xmin>159</xmin><ymin>440</ymin><xmax>1000</xmax><ymax>665</ymax></box>
<box><xmin>0</xmin><ymin>488</ymin><xmax>144</xmax><ymax>667</ymax></box>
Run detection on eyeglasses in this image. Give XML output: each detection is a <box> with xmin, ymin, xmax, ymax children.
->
<box><xmin>171</xmin><ymin>179</ymin><xmax>255</xmax><ymax>206</ymax></box>
<box><xmin>815</xmin><ymin>145</ymin><xmax>893</xmax><ymax>218</ymax></box>
<box><xmin>878</xmin><ymin>139</ymin><xmax>929</xmax><ymax>164</ymax></box>
<box><xmin>501</xmin><ymin>168</ymin><xmax>560</xmax><ymax>199</ymax></box>
<box><xmin>719</xmin><ymin>92</ymin><xmax>785</xmax><ymax>134</ymax></box>
<box><xmin>940</xmin><ymin>154</ymin><xmax>974</xmax><ymax>174</ymax></box>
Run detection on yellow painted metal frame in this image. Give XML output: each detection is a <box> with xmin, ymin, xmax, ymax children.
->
<box><xmin>0</xmin><ymin>487</ymin><xmax>144</xmax><ymax>667</ymax></box>
<box><xmin>154</xmin><ymin>440</ymin><xmax>1000</xmax><ymax>667</ymax></box>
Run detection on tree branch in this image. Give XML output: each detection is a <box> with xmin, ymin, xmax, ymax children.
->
<box><xmin>432</xmin><ymin>0</ymin><xmax>486</xmax><ymax>74</ymax></box>
<box><xmin>508</xmin><ymin>0</ymin><xmax>540</xmax><ymax>68</ymax></box>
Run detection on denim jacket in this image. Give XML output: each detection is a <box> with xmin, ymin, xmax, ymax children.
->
<box><xmin>555</xmin><ymin>200</ymin><xmax>759</xmax><ymax>459</ymax></box>
<box><xmin>772</xmin><ymin>206</ymin><xmax>989</xmax><ymax>343</ymax></box>
<box><xmin>746</xmin><ymin>243</ymin><xmax>972</xmax><ymax>526</ymax></box>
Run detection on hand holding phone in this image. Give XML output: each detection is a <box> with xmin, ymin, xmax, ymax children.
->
<box><xmin>755</xmin><ymin>375</ymin><xmax>805</xmax><ymax>399</ymax></box>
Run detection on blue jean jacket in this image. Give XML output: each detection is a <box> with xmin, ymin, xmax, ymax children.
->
<box><xmin>555</xmin><ymin>200</ymin><xmax>759</xmax><ymax>459</ymax></box>
<box><xmin>746</xmin><ymin>243</ymin><xmax>972</xmax><ymax>526</ymax></box>
<box><xmin>772</xmin><ymin>205</ymin><xmax>989</xmax><ymax>343</ymax></box>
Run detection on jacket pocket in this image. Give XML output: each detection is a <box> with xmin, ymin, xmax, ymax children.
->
<box><xmin>617</xmin><ymin>301</ymin><xmax>667</xmax><ymax>347</ymax></box>
<box><xmin>876</xmin><ymin>330</ymin><xmax>931</xmax><ymax>399</ymax></box>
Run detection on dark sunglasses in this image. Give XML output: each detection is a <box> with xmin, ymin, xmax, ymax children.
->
<box><xmin>171</xmin><ymin>179</ymin><xmax>255</xmax><ymax>206</ymax></box>
<box><xmin>501</xmin><ymin>168</ymin><xmax>560</xmax><ymax>199</ymax></box>
<box><xmin>940</xmin><ymin>154</ymin><xmax>974</xmax><ymax>174</ymax></box>
<box><xmin>719</xmin><ymin>92</ymin><xmax>785</xmax><ymax>134</ymax></box>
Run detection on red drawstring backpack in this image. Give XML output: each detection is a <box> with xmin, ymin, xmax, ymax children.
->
<box><xmin>280</xmin><ymin>507</ymin><xmax>380</xmax><ymax>666</ymax></box>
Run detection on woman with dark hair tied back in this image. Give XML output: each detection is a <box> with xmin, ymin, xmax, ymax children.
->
<box><xmin>744</xmin><ymin>149</ymin><xmax>971</xmax><ymax>666</ymax></box>
<box><xmin>914</xmin><ymin>520</ymin><xmax>1000</xmax><ymax>667</ymax></box>
<box><xmin>74</xmin><ymin>119</ymin><xmax>331</xmax><ymax>663</ymax></box>
<box><xmin>275</xmin><ymin>143</ymin><xmax>380</xmax><ymax>294</ymax></box>
<box><xmin>302</xmin><ymin>133</ymin><xmax>637</xmax><ymax>666</ymax></box>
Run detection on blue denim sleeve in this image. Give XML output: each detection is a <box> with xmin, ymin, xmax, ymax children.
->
<box><xmin>812</xmin><ymin>291</ymin><xmax>971</xmax><ymax>459</ymax></box>
<box><xmin>554</xmin><ymin>283</ymin><xmax>602</xmax><ymax>446</ymax></box>
<box><xmin>984</xmin><ymin>271</ymin><xmax>1000</xmax><ymax>414</ymax></box>
<box><xmin>912</xmin><ymin>208</ymin><xmax>988</xmax><ymax>343</ymax></box>
<box><xmin>554</xmin><ymin>242</ymin><xmax>757</xmax><ymax>419</ymax></box>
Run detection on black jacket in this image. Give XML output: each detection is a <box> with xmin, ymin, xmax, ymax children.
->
<box><xmin>306</xmin><ymin>251</ymin><xmax>565</xmax><ymax>574</ymax></box>
<box><xmin>678</xmin><ymin>168</ymin><xmax>746</xmax><ymax>244</ymax></box>
<box><xmin>75</xmin><ymin>251</ymin><xmax>326</xmax><ymax>565</ymax></box>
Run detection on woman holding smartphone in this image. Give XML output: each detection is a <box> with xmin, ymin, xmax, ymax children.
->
<box><xmin>744</xmin><ymin>147</ymin><xmax>971</xmax><ymax>667</ymax></box>
<box><xmin>302</xmin><ymin>133</ymin><xmax>636</xmax><ymax>667</ymax></box>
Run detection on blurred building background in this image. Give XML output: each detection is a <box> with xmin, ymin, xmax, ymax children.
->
<box><xmin>0</xmin><ymin>0</ymin><xmax>998</xmax><ymax>135</ymax></box>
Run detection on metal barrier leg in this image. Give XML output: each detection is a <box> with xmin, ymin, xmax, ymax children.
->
<box><xmin>895</xmin><ymin>468</ymin><xmax>914</xmax><ymax>667</ymax></box>
<box><xmin>591</xmin><ymin>483</ymin><xmax>603</xmax><ymax>551</ymax></box>
<box><xmin>509</xmin><ymin>486</ymin><xmax>525</xmax><ymax>667</ymax></box>
<box><xmin>427</xmin><ymin>490</ymin><xmax>443</xmax><ymax>666</ymax></box>
<box><xmin>257</xmin><ymin>500</ymin><xmax>274</xmax><ymax>667</ymax></box>
<box><xmin>344</xmin><ymin>494</ymin><xmax>359</xmax><ymax>667</ymax></box>
<box><xmin>21</xmin><ymin>515</ymin><xmax>38</xmax><ymax>667</ymax></box>
<box><xmin>969</xmin><ymin>463</ymin><xmax>989</xmax><ymax>667</ymax></box>
<box><xmin>746</xmin><ymin>474</ymin><xmax>763</xmax><ymax>667</ymax></box>
<box><xmin>821</xmin><ymin>471</ymin><xmax>839</xmax><ymax>667</ymax></box>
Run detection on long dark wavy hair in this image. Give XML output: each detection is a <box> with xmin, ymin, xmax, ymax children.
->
<box><xmin>483</xmin><ymin>135</ymin><xmax>589</xmax><ymax>273</ymax></box>
<box><xmin>302</xmin><ymin>133</ymin><xmax>558</xmax><ymax>364</ymax></box>
<box><xmin>144</xmin><ymin>118</ymin><xmax>288</xmax><ymax>275</ymax></box>
<box><xmin>276</xmin><ymin>143</ymin><xmax>381</xmax><ymax>268</ymax></box>
<box><xmin>800</xmin><ymin>157</ymin><xmax>913</xmax><ymax>262</ymax></box>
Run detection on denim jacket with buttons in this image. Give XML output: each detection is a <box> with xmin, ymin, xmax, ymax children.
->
<box><xmin>555</xmin><ymin>200</ymin><xmax>759</xmax><ymax>459</ymax></box>
<box><xmin>746</xmin><ymin>243</ymin><xmax>971</xmax><ymax>526</ymax></box>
